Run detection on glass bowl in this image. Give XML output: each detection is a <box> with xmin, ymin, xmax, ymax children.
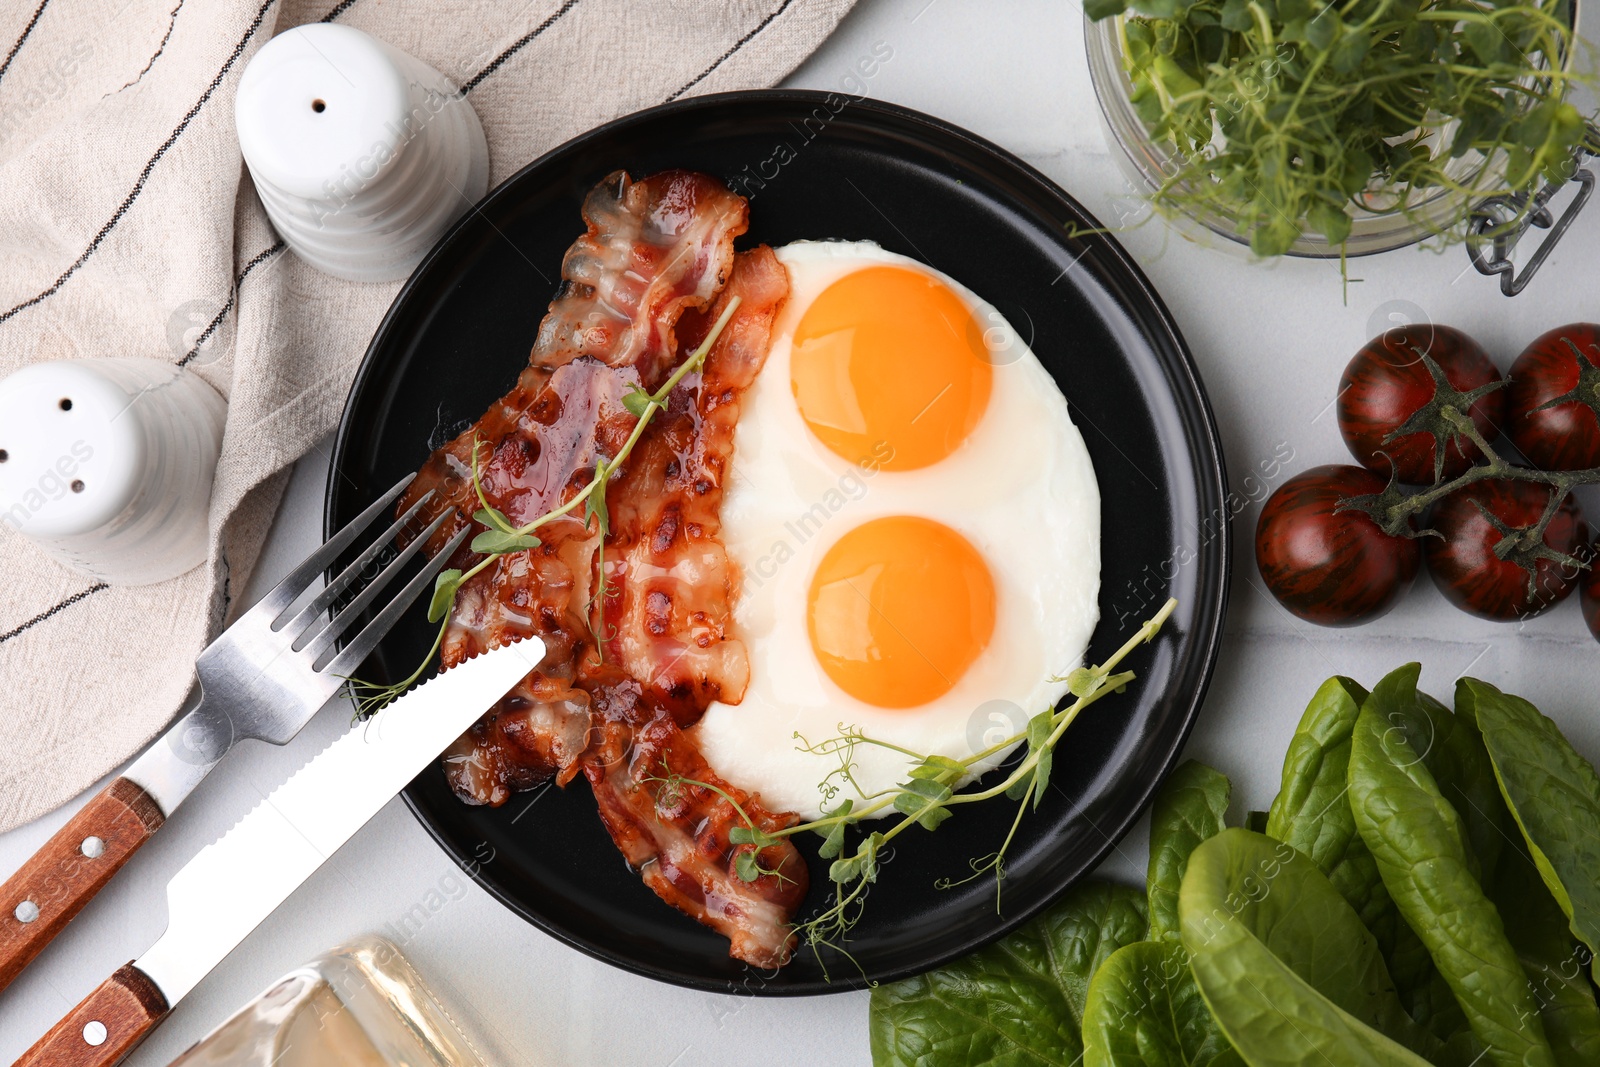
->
<box><xmin>1083</xmin><ymin>3</ymin><xmax>1584</xmax><ymax>259</ymax></box>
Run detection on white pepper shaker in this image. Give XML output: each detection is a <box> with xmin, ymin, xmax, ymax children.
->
<box><xmin>235</xmin><ymin>24</ymin><xmax>490</xmax><ymax>283</ymax></box>
<box><xmin>0</xmin><ymin>359</ymin><xmax>226</xmax><ymax>585</ymax></box>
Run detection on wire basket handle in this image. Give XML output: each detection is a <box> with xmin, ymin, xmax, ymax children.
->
<box><xmin>1466</xmin><ymin>126</ymin><xmax>1600</xmax><ymax>296</ymax></box>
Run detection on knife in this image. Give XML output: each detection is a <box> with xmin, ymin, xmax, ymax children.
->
<box><xmin>13</xmin><ymin>638</ymin><xmax>541</xmax><ymax>1067</ymax></box>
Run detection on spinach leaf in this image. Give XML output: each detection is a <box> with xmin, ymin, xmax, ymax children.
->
<box><xmin>1148</xmin><ymin>760</ymin><xmax>1231</xmax><ymax>944</ymax></box>
<box><xmin>1352</xmin><ymin>668</ymin><xmax>1595</xmax><ymax>1065</ymax></box>
<box><xmin>1351</xmin><ymin>668</ymin><xmax>1506</xmax><ymax>872</ymax></box>
<box><xmin>1441</xmin><ymin>687</ymin><xmax>1600</xmax><ymax>1067</ymax></box>
<box><xmin>1082</xmin><ymin>940</ymin><xmax>1243</xmax><ymax>1067</ymax></box>
<box><xmin>1460</xmin><ymin>677</ymin><xmax>1600</xmax><ymax>984</ymax></box>
<box><xmin>1127</xmin><ymin>760</ymin><xmax>1240</xmax><ymax>1063</ymax></box>
<box><xmin>1349</xmin><ymin>679</ymin><xmax>1559</xmax><ymax>1067</ymax></box>
<box><xmin>1179</xmin><ymin>828</ymin><xmax>1440</xmax><ymax>1066</ymax></box>
<box><xmin>1264</xmin><ymin>676</ymin><xmax>1374</xmax><ymax>898</ymax></box>
<box><xmin>869</xmin><ymin>880</ymin><xmax>1147</xmax><ymax>1066</ymax></box>
<box><xmin>1264</xmin><ymin>673</ymin><xmax>1462</xmax><ymax>1041</ymax></box>
<box><xmin>1490</xmin><ymin>831</ymin><xmax>1600</xmax><ymax>1067</ymax></box>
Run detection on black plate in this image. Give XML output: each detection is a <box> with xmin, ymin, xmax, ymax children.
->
<box><xmin>325</xmin><ymin>90</ymin><xmax>1229</xmax><ymax>995</ymax></box>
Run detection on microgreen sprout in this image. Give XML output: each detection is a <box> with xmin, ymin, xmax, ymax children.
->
<box><xmin>702</xmin><ymin>599</ymin><xmax>1178</xmax><ymax>975</ymax></box>
<box><xmin>344</xmin><ymin>296</ymin><xmax>742</xmax><ymax>714</ymax></box>
<box><xmin>641</xmin><ymin>758</ymin><xmax>798</xmax><ymax>886</ymax></box>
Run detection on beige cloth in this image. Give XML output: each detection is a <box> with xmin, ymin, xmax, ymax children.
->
<box><xmin>0</xmin><ymin>0</ymin><xmax>856</xmax><ymax>832</ymax></box>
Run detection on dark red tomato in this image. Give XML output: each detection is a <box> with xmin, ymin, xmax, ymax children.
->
<box><xmin>1424</xmin><ymin>479</ymin><xmax>1590</xmax><ymax>621</ymax></box>
<box><xmin>1505</xmin><ymin>323</ymin><xmax>1600</xmax><ymax>471</ymax></box>
<box><xmin>1583</xmin><ymin>537</ymin><xmax>1600</xmax><ymax>643</ymax></box>
<box><xmin>1338</xmin><ymin>324</ymin><xmax>1505</xmax><ymax>484</ymax></box>
<box><xmin>1256</xmin><ymin>464</ymin><xmax>1420</xmax><ymax>626</ymax></box>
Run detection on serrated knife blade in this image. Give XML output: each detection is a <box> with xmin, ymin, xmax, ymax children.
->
<box><xmin>14</xmin><ymin>638</ymin><xmax>542</xmax><ymax>1067</ymax></box>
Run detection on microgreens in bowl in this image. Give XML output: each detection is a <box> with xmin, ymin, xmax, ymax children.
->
<box><xmin>1089</xmin><ymin>0</ymin><xmax>1594</xmax><ymax>255</ymax></box>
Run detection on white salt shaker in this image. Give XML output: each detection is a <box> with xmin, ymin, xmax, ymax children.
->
<box><xmin>0</xmin><ymin>359</ymin><xmax>226</xmax><ymax>585</ymax></box>
<box><xmin>235</xmin><ymin>24</ymin><xmax>490</xmax><ymax>283</ymax></box>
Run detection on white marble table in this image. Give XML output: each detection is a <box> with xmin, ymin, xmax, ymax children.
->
<box><xmin>5</xmin><ymin>0</ymin><xmax>1600</xmax><ymax>1063</ymax></box>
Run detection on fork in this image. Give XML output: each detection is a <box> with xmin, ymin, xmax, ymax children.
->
<box><xmin>0</xmin><ymin>475</ymin><xmax>466</xmax><ymax>994</ymax></box>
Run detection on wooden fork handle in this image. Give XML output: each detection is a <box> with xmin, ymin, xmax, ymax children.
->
<box><xmin>0</xmin><ymin>778</ymin><xmax>165</xmax><ymax>993</ymax></box>
<box><xmin>14</xmin><ymin>963</ymin><xmax>169</xmax><ymax>1067</ymax></box>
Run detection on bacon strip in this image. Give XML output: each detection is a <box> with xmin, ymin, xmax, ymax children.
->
<box><xmin>400</xmin><ymin>172</ymin><xmax>801</xmax><ymax>966</ymax></box>
<box><xmin>534</xmin><ymin>169</ymin><xmax>749</xmax><ymax>388</ymax></box>
<box><xmin>401</xmin><ymin>169</ymin><xmax>750</xmax><ymax>564</ymax></box>
<box><xmin>600</xmin><ymin>247</ymin><xmax>791</xmax><ymax>716</ymax></box>
<box><xmin>583</xmin><ymin>675</ymin><xmax>809</xmax><ymax>969</ymax></box>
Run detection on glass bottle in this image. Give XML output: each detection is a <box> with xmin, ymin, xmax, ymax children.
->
<box><xmin>167</xmin><ymin>936</ymin><xmax>485</xmax><ymax>1067</ymax></box>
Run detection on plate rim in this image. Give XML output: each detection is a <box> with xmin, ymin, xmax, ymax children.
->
<box><xmin>325</xmin><ymin>87</ymin><xmax>1232</xmax><ymax>995</ymax></box>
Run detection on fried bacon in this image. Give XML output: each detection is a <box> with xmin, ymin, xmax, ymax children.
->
<box><xmin>534</xmin><ymin>168</ymin><xmax>750</xmax><ymax>389</ymax></box>
<box><xmin>600</xmin><ymin>246</ymin><xmax>791</xmax><ymax>716</ymax></box>
<box><xmin>583</xmin><ymin>673</ymin><xmax>808</xmax><ymax>969</ymax></box>
<box><xmin>402</xmin><ymin>171</ymin><xmax>802</xmax><ymax>965</ymax></box>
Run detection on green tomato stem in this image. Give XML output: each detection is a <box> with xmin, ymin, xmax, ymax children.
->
<box><xmin>1379</xmin><ymin>409</ymin><xmax>1600</xmax><ymax>544</ymax></box>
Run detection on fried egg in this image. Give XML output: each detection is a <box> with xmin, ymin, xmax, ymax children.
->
<box><xmin>691</xmin><ymin>241</ymin><xmax>1101</xmax><ymax>821</ymax></box>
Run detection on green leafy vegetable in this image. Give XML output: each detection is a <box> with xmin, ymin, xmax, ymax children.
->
<box><xmin>814</xmin><ymin>799</ymin><xmax>853</xmax><ymax>860</ymax></box>
<box><xmin>1441</xmin><ymin>684</ymin><xmax>1600</xmax><ymax>1067</ymax></box>
<box><xmin>583</xmin><ymin>457</ymin><xmax>613</xmax><ymax>654</ymax></box>
<box><xmin>1264</xmin><ymin>677</ymin><xmax>1379</xmax><ymax>907</ymax></box>
<box><xmin>469</xmin><ymin>529</ymin><xmax>541</xmax><ymax>554</ymax></box>
<box><xmin>1489</xmin><ymin>830</ymin><xmax>1600</xmax><ymax>1067</ymax></box>
<box><xmin>875</xmin><ymin>668</ymin><xmax>1600</xmax><ymax>1067</ymax></box>
<box><xmin>869</xmin><ymin>881</ymin><xmax>1148</xmax><ymax>1067</ymax></box>
<box><xmin>1088</xmin><ymin>0</ymin><xmax>1590</xmax><ymax>256</ymax></box>
<box><xmin>1460</xmin><ymin>677</ymin><xmax>1600</xmax><ymax>984</ymax></box>
<box><xmin>426</xmin><ymin>569</ymin><xmax>462</xmax><ymax>624</ymax></box>
<box><xmin>1148</xmin><ymin>759</ymin><xmax>1231</xmax><ymax>945</ymax></box>
<box><xmin>1369</xmin><ymin>671</ymin><xmax>1510</xmax><ymax>884</ymax></box>
<box><xmin>1083</xmin><ymin>941</ymin><xmax>1243</xmax><ymax>1067</ymax></box>
<box><xmin>620</xmin><ymin>383</ymin><xmax>660</xmax><ymax>418</ymax></box>
<box><xmin>1264</xmin><ymin>674</ymin><xmax>1461</xmax><ymax>1041</ymax></box>
<box><xmin>892</xmin><ymin>777</ymin><xmax>955</xmax><ymax>830</ymax></box>
<box><xmin>472</xmin><ymin>506</ymin><xmax>516</xmax><ymax>534</ymax></box>
<box><xmin>1179</xmin><ymin>828</ymin><xmax>1440</xmax><ymax>1066</ymax></box>
<box><xmin>1348</xmin><ymin>673</ymin><xmax>1558</xmax><ymax>1067</ymax></box>
<box><xmin>1082</xmin><ymin>758</ymin><xmax>1238</xmax><ymax>1065</ymax></box>
<box><xmin>1342</xmin><ymin>668</ymin><xmax>1598</xmax><ymax>1065</ymax></box>
<box><xmin>466</xmin><ymin>443</ymin><xmax>542</xmax><ymax>552</ymax></box>
<box><xmin>1026</xmin><ymin>708</ymin><xmax>1056</xmax><ymax>810</ymax></box>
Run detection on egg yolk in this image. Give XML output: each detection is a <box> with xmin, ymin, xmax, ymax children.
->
<box><xmin>790</xmin><ymin>265</ymin><xmax>993</xmax><ymax>471</ymax></box>
<box><xmin>806</xmin><ymin>516</ymin><xmax>996</xmax><ymax>708</ymax></box>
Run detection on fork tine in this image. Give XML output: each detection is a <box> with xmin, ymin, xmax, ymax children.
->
<box><xmin>247</xmin><ymin>475</ymin><xmax>416</xmax><ymax>627</ymax></box>
<box><xmin>321</xmin><ymin>526</ymin><xmax>472</xmax><ymax>681</ymax></box>
<box><xmin>277</xmin><ymin>489</ymin><xmax>437</xmax><ymax>644</ymax></box>
<box><xmin>299</xmin><ymin>508</ymin><xmax>456</xmax><ymax>663</ymax></box>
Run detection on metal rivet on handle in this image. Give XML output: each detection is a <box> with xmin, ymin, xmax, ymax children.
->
<box><xmin>14</xmin><ymin>900</ymin><xmax>39</xmax><ymax>923</ymax></box>
<box><xmin>83</xmin><ymin>1021</ymin><xmax>107</xmax><ymax>1046</ymax></box>
<box><xmin>80</xmin><ymin>836</ymin><xmax>104</xmax><ymax>858</ymax></box>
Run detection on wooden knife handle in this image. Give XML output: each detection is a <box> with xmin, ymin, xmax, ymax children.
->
<box><xmin>14</xmin><ymin>963</ymin><xmax>169</xmax><ymax>1067</ymax></box>
<box><xmin>0</xmin><ymin>778</ymin><xmax>164</xmax><ymax>993</ymax></box>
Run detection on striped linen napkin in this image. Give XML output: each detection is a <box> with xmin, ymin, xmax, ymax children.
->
<box><xmin>0</xmin><ymin>0</ymin><xmax>856</xmax><ymax>832</ymax></box>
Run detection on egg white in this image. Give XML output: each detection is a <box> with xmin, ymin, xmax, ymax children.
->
<box><xmin>691</xmin><ymin>241</ymin><xmax>1101</xmax><ymax>821</ymax></box>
